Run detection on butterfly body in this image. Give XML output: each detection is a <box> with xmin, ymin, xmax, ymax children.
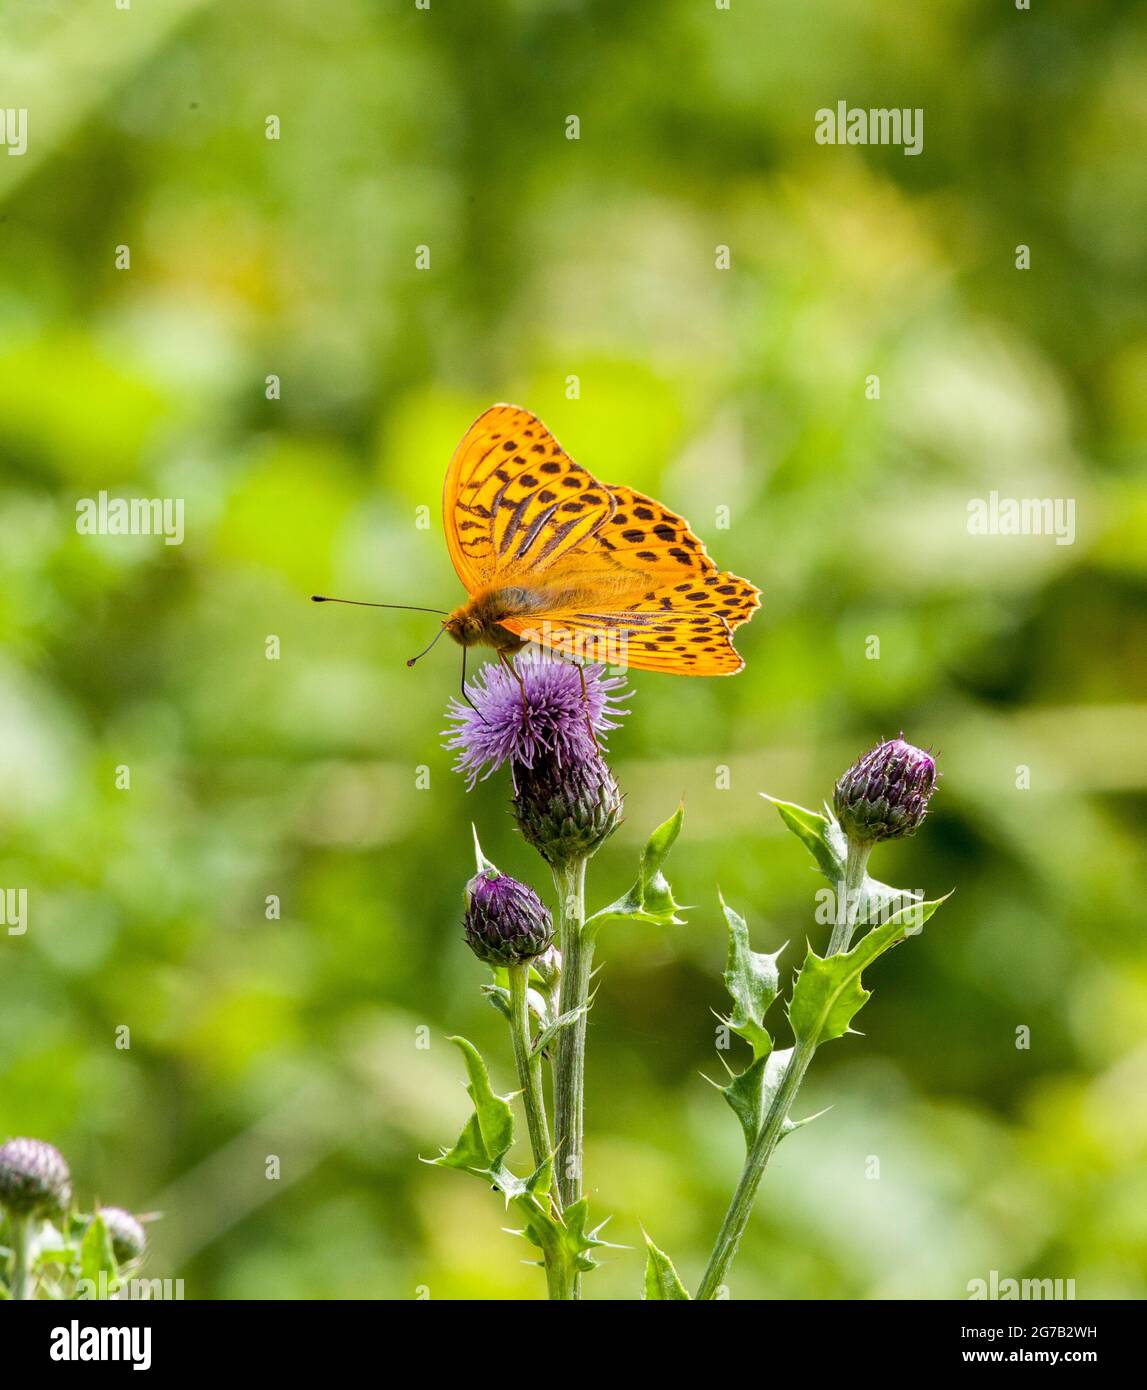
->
<box><xmin>444</xmin><ymin>589</ymin><xmax>535</xmax><ymax>653</ymax></box>
<box><xmin>442</xmin><ymin>405</ymin><xmax>761</xmax><ymax>676</ymax></box>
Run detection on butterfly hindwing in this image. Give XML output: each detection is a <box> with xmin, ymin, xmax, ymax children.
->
<box><xmin>499</xmin><ymin>569</ymin><xmax>759</xmax><ymax>676</ymax></box>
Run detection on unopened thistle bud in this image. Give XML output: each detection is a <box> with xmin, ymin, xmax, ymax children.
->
<box><xmin>514</xmin><ymin>747</ymin><xmax>623</xmax><ymax>868</ymax></box>
<box><xmin>833</xmin><ymin>735</ymin><xmax>938</xmax><ymax>845</ymax></box>
<box><xmin>463</xmin><ymin>869</ymin><xmax>554</xmax><ymax>967</ymax></box>
<box><xmin>0</xmin><ymin>1138</ymin><xmax>72</xmax><ymax>1218</ymax></box>
<box><xmin>99</xmin><ymin>1206</ymin><xmax>147</xmax><ymax>1264</ymax></box>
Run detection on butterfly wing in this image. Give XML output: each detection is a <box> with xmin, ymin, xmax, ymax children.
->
<box><xmin>444</xmin><ymin>403</ymin><xmax>761</xmax><ymax>675</ymax></box>
<box><xmin>443</xmin><ymin>404</ymin><xmax>616</xmax><ymax>592</ymax></box>
<box><xmin>500</xmin><ymin>568</ymin><xmax>758</xmax><ymax>676</ymax></box>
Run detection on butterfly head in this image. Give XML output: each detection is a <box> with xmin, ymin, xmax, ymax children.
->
<box><xmin>443</xmin><ymin>605</ymin><xmax>486</xmax><ymax>648</ymax></box>
<box><xmin>444</xmin><ymin>594</ymin><xmax>528</xmax><ymax>655</ymax></box>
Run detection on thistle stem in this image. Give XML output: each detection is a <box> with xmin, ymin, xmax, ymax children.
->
<box><xmin>827</xmin><ymin>840</ymin><xmax>872</xmax><ymax>956</ymax></box>
<box><xmin>11</xmin><ymin>1213</ymin><xmax>32</xmax><ymax>1300</ymax></box>
<box><xmin>509</xmin><ymin>966</ymin><xmax>567</xmax><ymax>1300</ymax></box>
<box><xmin>506</xmin><ymin>963</ymin><xmax>554</xmax><ymax>1189</ymax></box>
<box><xmin>552</xmin><ymin>857</ymin><xmax>590</xmax><ymax>1294</ymax></box>
<box><xmin>696</xmin><ymin>1035</ymin><xmax>816</xmax><ymax>1300</ymax></box>
<box><xmin>697</xmin><ymin>839</ymin><xmax>870</xmax><ymax>1299</ymax></box>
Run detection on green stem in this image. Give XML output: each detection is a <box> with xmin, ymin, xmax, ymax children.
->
<box><xmin>11</xmin><ymin>1213</ymin><xmax>32</xmax><ymax>1300</ymax></box>
<box><xmin>697</xmin><ymin>838</ymin><xmax>871</xmax><ymax>1300</ymax></box>
<box><xmin>507</xmin><ymin>963</ymin><xmax>554</xmax><ymax>1189</ymax></box>
<box><xmin>827</xmin><ymin>840</ymin><xmax>872</xmax><ymax>956</ymax></box>
<box><xmin>696</xmin><ymin>1036</ymin><xmax>816</xmax><ymax>1300</ymax></box>
<box><xmin>551</xmin><ymin>857</ymin><xmax>590</xmax><ymax>1294</ymax></box>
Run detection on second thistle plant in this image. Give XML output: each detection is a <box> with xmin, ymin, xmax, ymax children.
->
<box><xmin>437</xmin><ymin>652</ymin><xmax>685</xmax><ymax>1299</ymax></box>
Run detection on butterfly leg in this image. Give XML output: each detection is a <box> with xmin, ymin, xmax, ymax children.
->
<box><xmin>573</xmin><ymin>658</ymin><xmax>601</xmax><ymax>749</ymax></box>
<box><xmin>495</xmin><ymin>647</ymin><xmax>528</xmax><ymax>721</ymax></box>
<box><xmin>460</xmin><ymin>646</ymin><xmax>489</xmax><ymax>725</ymax></box>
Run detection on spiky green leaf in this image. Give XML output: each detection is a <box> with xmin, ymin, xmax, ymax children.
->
<box><xmin>720</xmin><ymin>1046</ymin><xmax>805</xmax><ymax>1150</ymax></box>
<box><xmin>78</xmin><ymin>1214</ymin><xmax>118</xmax><ymax>1292</ymax></box>
<box><xmin>432</xmin><ymin>1035</ymin><xmax>514</xmax><ymax>1172</ymax></box>
<box><xmin>642</xmin><ymin>1232</ymin><xmax>690</xmax><ymax>1299</ymax></box>
<box><xmin>720</xmin><ymin>896</ymin><xmax>779</xmax><ymax>1061</ymax></box>
<box><xmin>531</xmin><ymin>1003</ymin><xmax>589</xmax><ymax>1058</ymax></box>
<box><xmin>789</xmin><ymin>896</ymin><xmax>949</xmax><ymax>1046</ymax></box>
<box><xmin>584</xmin><ymin>806</ymin><xmax>686</xmax><ymax>937</ymax></box>
<box><xmin>765</xmin><ymin>795</ymin><xmax>923</xmax><ymax>929</ymax></box>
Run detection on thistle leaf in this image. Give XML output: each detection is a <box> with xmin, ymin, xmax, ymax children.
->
<box><xmin>430</xmin><ymin>1037</ymin><xmax>615</xmax><ymax>1281</ymax></box>
<box><xmin>789</xmin><ymin>896</ymin><xmax>950</xmax><ymax>1047</ymax></box>
<box><xmin>764</xmin><ymin>796</ymin><xmax>843</xmax><ymax>880</ymax></box>
<box><xmin>78</xmin><ymin>1213</ymin><xmax>118</xmax><ymax>1291</ymax></box>
<box><xmin>584</xmin><ymin>805</ymin><xmax>687</xmax><ymax>937</ymax></box>
<box><xmin>764</xmin><ymin>795</ymin><xmax>923</xmax><ymax>928</ymax></box>
<box><xmin>720</xmin><ymin>896</ymin><xmax>779</xmax><ymax>1061</ymax></box>
<box><xmin>642</xmin><ymin>1231</ymin><xmax>691</xmax><ymax>1299</ymax></box>
<box><xmin>530</xmin><ymin>1003</ymin><xmax>589</xmax><ymax>1058</ymax></box>
<box><xmin>481</xmin><ymin>983</ymin><xmax>512</xmax><ymax>1024</ymax></box>
<box><xmin>432</xmin><ymin>1035</ymin><xmax>515</xmax><ymax>1172</ymax></box>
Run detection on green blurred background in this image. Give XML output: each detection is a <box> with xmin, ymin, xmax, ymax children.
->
<box><xmin>2</xmin><ymin>0</ymin><xmax>1145</xmax><ymax>1299</ymax></box>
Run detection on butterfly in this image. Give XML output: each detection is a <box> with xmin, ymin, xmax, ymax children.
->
<box><xmin>436</xmin><ymin>404</ymin><xmax>760</xmax><ymax>676</ymax></box>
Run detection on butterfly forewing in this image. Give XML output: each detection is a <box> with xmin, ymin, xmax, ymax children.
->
<box><xmin>444</xmin><ymin>405</ymin><xmax>616</xmax><ymax>589</ymax></box>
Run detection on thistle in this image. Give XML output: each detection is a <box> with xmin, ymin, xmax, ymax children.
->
<box><xmin>444</xmin><ymin>652</ymin><xmax>627</xmax><ymax>866</ymax></box>
<box><xmin>833</xmin><ymin>734</ymin><xmax>938</xmax><ymax>846</ymax></box>
<box><xmin>0</xmin><ymin>1137</ymin><xmax>72</xmax><ymax>1218</ymax></box>
<box><xmin>99</xmin><ymin>1206</ymin><xmax>147</xmax><ymax>1265</ymax></box>
<box><xmin>463</xmin><ymin>868</ymin><xmax>554</xmax><ymax>966</ymax></box>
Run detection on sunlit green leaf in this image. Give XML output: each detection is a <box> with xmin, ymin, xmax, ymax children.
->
<box><xmin>642</xmin><ymin>1231</ymin><xmax>690</xmax><ymax>1299</ymax></box>
<box><xmin>78</xmin><ymin>1214</ymin><xmax>117</xmax><ymax>1293</ymax></box>
<box><xmin>789</xmin><ymin>896</ymin><xmax>949</xmax><ymax>1046</ymax></box>
<box><xmin>720</xmin><ymin>896</ymin><xmax>779</xmax><ymax>1061</ymax></box>
<box><xmin>431</xmin><ymin>1035</ymin><xmax>515</xmax><ymax>1173</ymax></box>
<box><xmin>584</xmin><ymin>806</ymin><xmax>686</xmax><ymax>937</ymax></box>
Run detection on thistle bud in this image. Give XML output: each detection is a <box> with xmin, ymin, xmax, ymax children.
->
<box><xmin>0</xmin><ymin>1138</ymin><xmax>72</xmax><ymax>1218</ymax></box>
<box><xmin>833</xmin><ymin>736</ymin><xmax>937</xmax><ymax>845</ymax></box>
<box><xmin>99</xmin><ymin>1206</ymin><xmax>147</xmax><ymax>1264</ymax></box>
<box><xmin>463</xmin><ymin>869</ymin><xmax>554</xmax><ymax>967</ymax></box>
<box><xmin>513</xmin><ymin>747</ymin><xmax>623</xmax><ymax>869</ymax></box>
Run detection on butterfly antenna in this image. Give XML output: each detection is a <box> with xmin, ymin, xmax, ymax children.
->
<box><xmin>406</xmin><ymin>625</ymin><xmax>448</xmax><ymax>668</ymax></box>
<box><xmin>311</xmin><ymin>594</ymin><xmax>449</xmax><ymax>615</ymax></box>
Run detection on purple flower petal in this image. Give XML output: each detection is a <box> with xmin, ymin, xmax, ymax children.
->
<box><xmin>443</xmin><ymin>650</ymin><xmax>630</xmax><ymax>790</ymax></box>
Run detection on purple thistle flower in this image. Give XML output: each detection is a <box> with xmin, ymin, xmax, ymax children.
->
<box><xmin>443</xmin><ymin>651</ymin><xmax>628</xmax><ymax>792</ymax></box>
<box><xmin>833</xmin><ymin>734</ymin><xmax>938</xmax><ymax>844</ymax></box>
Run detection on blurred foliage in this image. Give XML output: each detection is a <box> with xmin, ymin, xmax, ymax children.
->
<box><xmin>1</xmin><ymin>0</ymin><xmax>1146</xmax><ymax>1300</ymax></box>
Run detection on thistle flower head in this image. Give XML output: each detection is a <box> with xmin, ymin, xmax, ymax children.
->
<box><xmin>833</xmin><ymin>735</ymin><xmax>938</xmax><ymax>844</ymax></box>
<box><xmin>444</xmin><ymin>651</ymin><xmax>628</xmax><ymax>791</ymax></box>
<box><xmin>0</xmin><ymin>1137</ymin><xmax>72</xmax><ymax>1218</ymax></box>
<box><xmin>463</xmin><ymin>868</ymin><xmax>554</xmax><ymax>967</ymax></box>
<box><xmin>514</xmin><ymin>745</ymin><xmax>624</xmax><ymax>868</ymax></box>
<box><xmin>99</xmin><ymin>1206</ymin><xmax>147</xmax><ymax>1264</ymax></box>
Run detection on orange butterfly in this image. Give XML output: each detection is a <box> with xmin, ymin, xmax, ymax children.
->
<box><xmin>437</xmin><ymin>404</ymin><xmax>760</xmax><ymax>676</ymax></box>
